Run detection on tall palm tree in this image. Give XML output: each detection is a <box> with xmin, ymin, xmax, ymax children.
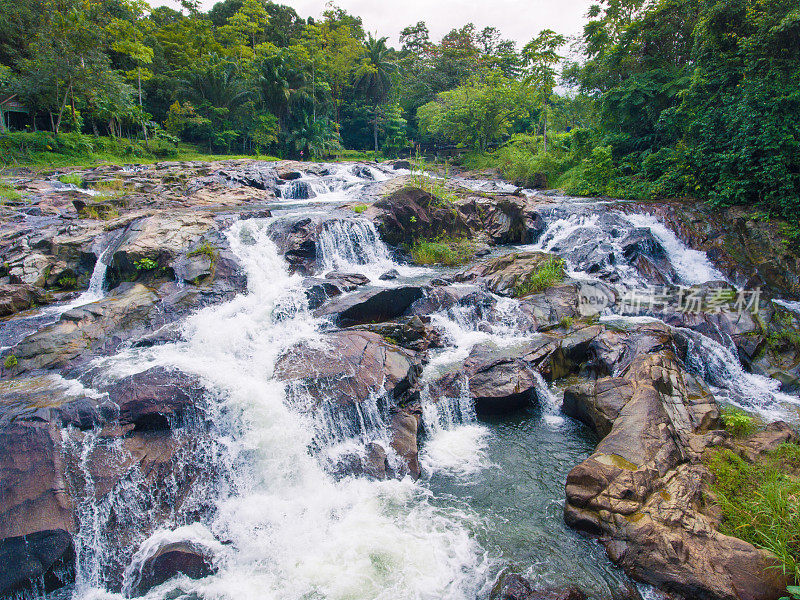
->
<box><xmin>356</xmin><ymin>35</ymin><xmax>397</xmax><ymax>153</ymax></box>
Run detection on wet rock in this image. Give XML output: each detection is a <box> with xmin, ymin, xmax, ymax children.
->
<box><xmin>100</xmin><ymin>367</ymin><xmax>206</xmax><ymax>432</ymax></box>
<box><xmin>274</xmin><ymin>330</ymin><xmax>419</xmax><ymax>405</ymax></box>
<box><xmin>458</xmin><ymin>197</ymin><xmax>545</xmax><ymax>245</ymax></box>
<box><xmin>454</xmin><ymin>251</ymin><xmax>561</xmax><ymax>297</ymax></box>
<box><xmin>269</xmin><ymin>216</ymin><xmax>319</xmax><ymax>273</ymax></box>
<box><xmin>370</xmin><ymin>187</ymin><xmax>471</xmax><ymax>246</ymax></box>
<box><xmin>315</xmin><ymin>286</ymin><xmax>424</xmax><ymax>326</ymax></box>
<box><xmin>0</xmin><ymin>530</ymin><xmax>75</xmax><ymax>597</ymax></box>
<box><xmin>355</xmin><ymin>315</ymin><xmax>443</xmax><ymax>352</ymax></box>
<box><xmin>325</xmin><ymin>272</ymin><xmax>369</xmax><ymax>290</ymax></box>
<box><xmin>492</xmin><ymin>574</ymin><xmax>587</xmax><ymax>600</ymax></box>
<box><xmin>0</xmin><ymin>283</ymin><xmax>49</xmax><ymax>316</ymax></box>
<box><xmin>391</xmin><ymin>160</ymin><xmax>411</xmax><ymax>170</ymax></box>
<box><xmin>463</xmin><ymin>345</ymin><xmax>540</xmax><ymax>414</ymax></box>
<box><xmin>389</xmin><ymin>404</ymin><xmax>422</xmax><ymax>479</ymax></box>
<box><xmin>132</xmin><ymin>541</ymin><xmax>215</xmax><ymax>596</ymax></box>
<box><xmin>304</xmin><ymin>278</ymin><xmax>343</xmax><ymax>310</ymax></box>
<box><xmin>562</xmin><ymin>378</ymin><xmax>634</xmax><ymax>437</ymax></box>
<box><xmin>379</xmin><ymin>269</ymin><xmax>399</xmax><ymax>281</ymax></box>
<box><xmin>10</xmin><ymin>283</ymin><xmax>158</xmax><ymax>373</ymax></box>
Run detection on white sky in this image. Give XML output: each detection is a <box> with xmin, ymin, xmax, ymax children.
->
<box><xmin>151</xmin><ymin>0</ymin><xmax>593</xmax><ymax>47</ymax></box>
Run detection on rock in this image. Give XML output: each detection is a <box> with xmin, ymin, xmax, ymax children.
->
<box><xmin>462</xmin><ymin>345</ymin><xmax>540</xmax><ymax>414</ymax></box>
<box><xmin>389</xmin><ymin>405</ymin><xmax>422</xmax><ymax>479</ymax></box>
<box><xmin>131</xmin><ymin>541</ymin><xmax>215</xmax><ymax>596</ymax></box>
<box><xmin>391</xmin><ymin>160</ymin><xmax>411</xmax><ymax>170</ymax></box>
<box><xmin>454</xmin><ymin>251</ymin><xmax>561</xmax><ymax>297</ymax></box>
<box><xmin>274</xmin><ymin>330</ymin><xmax>419</xmax><ymax>405</ymax></box>
<box><xmin>279</xmin><ymin>171</ymin><xmax>302</xmax><ymax>180</ymax></box>
<box><xmin>171</xmin><ymin>252</ymin><xmax>212</xmax><ymax>283</ymax></box>
<box><xmin>325</xmin><ymin>272</ymin><xmax>370</xmax><ymax>290</ymax></box>
<box><xmin>0</xmin><ymin>283</ymin><xmax>49</xmax><ymax>316</ymax></box>
<box><xmin>355</xmin><ymin>315</ymin><xmax>443</xmax><ymax>352</ymax></box>
<box><xmin>562</xmin><ymin>378</ymin><xmax>634</xmax><ymax>437</ymax></box>
<box><xmin>315</xmin><ymin>286</ymin><xmax>424</xmax><ymax>326</ymax></box>
<box><xmin>0</xmin><ymin>530</ymin><xmax>75</xmax><ymax>597</ymax></box>
<box><xmin>10</xmin><ymin>283</ymin><xmax>158</xmax><ymax>373</ymax></box>
<box><xmin>458</xmin><ymin>197</ymin><xmax>545</xmax><ymax>245</ymax></box>
<box><xmin>562</xmin><ymin>325</ymin><xmax>791</xmax><ymax>600</ymax></box>
<box><xmin>371</xmin><ymin>187</ymin><xmax>471</xmax><ymax>246</ymax></box>
<box><xmin>304</xmin><ymin>278</ymin><xmax>343</xmax><ymax>310</ymax></box>
<box><xmin>492</xmin><ymin>574</ymin><xmax>587</xmax><ymax>600</ymax></box>
<box><xmin>268</xmin><ymin>216</ymin><xmax>319</xmax><ymax>273</ymax></box>
<box><xmin>379</xmin><ymin>269</ymin><xmax>399</xmax><ymax>281</ymax></box>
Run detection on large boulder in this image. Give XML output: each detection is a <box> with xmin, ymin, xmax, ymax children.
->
<box><xmin>314</xmin><ymin>286</ymin><xmax>424</xmax><ymax>326</ymax></box>
<box><xmin>562</xmin><ymin>324</ymin><xmax>789</xmax><ymax>600</ymax></box>
<box><xmin>0</xmin><ymin>530</ymin><xmax>75</xmax><ymax>597</ymax></box>
<box><xmin>129</xmin><ymin>539</ymin><xmax>216</xmax><ymax>597</ymax></box>
<box><xmin>370</xmin><ymin>187</ymin><xmax>471</xmax><ymax>246</ymax></box>
<box><xmin>274</xmin><ymin>330</ymin><xmax>419</xmax><ymax>405</ymax></box>
<box><xmin>0</xmin><ymin>284</ymin><xmax>49</xmax><ymax>316</ymax></box>
<box><xmin>9</xmin><ymin>283</ymin><xmax>158</xmax><ymax>373</ymax></box>
<box><xmin>454</xmin><ymin>252</ymin><xmax>562</xmax><ymax>297</ymax></box>
<box><xmin>491</xmin><ymin>574</ymin><xmax>587</xmax><ymax>600</ymax></box>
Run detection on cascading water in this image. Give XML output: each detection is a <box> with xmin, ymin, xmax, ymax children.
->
<box><xmin>677</xmin><ymin>327</ymin><xmax>800</xmax><ymax>420</ymax></box>
<box><xmin>316</xmin><ymin>219</ymin><xmax>397</xmax><ymax>280</ymax></box>
<box><xmin>69</xmin><ymin>218</ymin><xmax>489</xmax><ymax>600</ymax></box>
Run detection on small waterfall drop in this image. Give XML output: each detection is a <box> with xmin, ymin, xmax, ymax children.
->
<box><xmin>317</xmin><ymin>219</ymin><xmax>396</xmax><ymax>278</ymax></box>
<box><xmin>678</xmin><ymin>327</ymin><xmax>799</xmax><ymax>419</ymax></box>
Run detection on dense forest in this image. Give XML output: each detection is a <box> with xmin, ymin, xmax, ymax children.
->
<box><xmin>0</xmin><ymin>0</ymin><xmax>798</xmax><ymax>220</ymax></box>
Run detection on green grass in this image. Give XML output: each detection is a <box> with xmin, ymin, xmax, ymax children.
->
<box><xmin>721</xmin><ymin>406</ymin><xmax>757</xmax><ymax>437</ymax></box>
<box><xmin>58</xmin><ymin>173</ymin><xmax>84</xmax><ymax>186</ymax></box>
<box><xmin>0</xmin><ymin>182</ymin><xmax>22</xmax><ymax>202</ymax></box>
<box><xmin>513</xmin><ymin>257</ymin><xmax>566</xmax><ymax>297</ymax></box>
<box><xmin>352</xmin><ymin>204</ymin><xmax>368</xmax><ymax>214</ymax></box>
<box><xmin>705</xmin><ymin>443</ymin><xmax>800</xmax><ymax>583</ymax></box>
<box><xmin>0</xmin><ymin>132</ymin><xmax>266</xmax><ymax>170</ymax></box>
<box><xmin>409</xmin><ymin>236</ymin><xmax>476</xmax><ymax>266</ymax></box>
<box><xmin>3</xmin><ymin>354</ymin><xmax>18</xmax><ymax>370</ymax></box>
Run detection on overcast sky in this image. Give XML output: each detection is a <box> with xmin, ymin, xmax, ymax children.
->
<box><xmin>151</xmin><ymin>0</ymin><xmax>593</xmax><ymax>47</ymax></box>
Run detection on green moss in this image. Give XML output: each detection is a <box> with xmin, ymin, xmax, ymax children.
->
<box><xmin>352</xmin><ymin>204</ymin><xmax>368</xmax><ymax>214</ymax></box>
<box><xmin>409</xmin><ymin>236</ymin><xmax>476</xmax><ymax>266</ymax></box>
<box><xmin>56</xmin><ymin>275</ymin><xmax>77</xmax><ymax>290</ymax></box>
<box><xmin>513</xmin><ymin>257</ymin><xmax>566</xmax><ymax>297</ymax></box>
<box><xmin>79</xmin><ymin>204</ymin><xmax>119</xmax><ymax>221</ymax></box>
<box><xmin>705</xmin><ymin>444</ymin><xmax>800</xmax><ymax>583</ymax></box>
<box><xmin>3</xmin><ymin>354</ymin><xmax>18</xmax><ymax>370</ymax></box>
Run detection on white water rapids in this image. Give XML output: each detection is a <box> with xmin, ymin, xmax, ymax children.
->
<box><xmin>19</xmin><ymin>163</ymin><xmax>795</xmax><ymax>600</ymax></box>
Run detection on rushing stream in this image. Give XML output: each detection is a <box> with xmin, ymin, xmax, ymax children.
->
<box><xmin>5</xmin><ymin>163</ymin><xmax>798</xmax><ymax>600</ymax></box>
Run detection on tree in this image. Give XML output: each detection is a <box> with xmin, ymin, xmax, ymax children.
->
<box><xmin>522</xmin><ymin>29</ymin><xmax>565</xmax><ymax>153</ymax></box>
<box><xmin>355</xmin><ymin>34</ymin><xmax>397</xmax><ymax>153</ymax></box>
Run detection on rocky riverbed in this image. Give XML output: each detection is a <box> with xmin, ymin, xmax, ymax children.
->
<box><xmin>0</xmin><ymin>159</ymin><xmax>798</xmax><ymax>600</ymax></box>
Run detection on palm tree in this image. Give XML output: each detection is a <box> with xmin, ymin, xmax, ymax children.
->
<box><xmin>179</xmin><ymin>54</ymin><xmax>251</xmax><ymax>112</ymax></box>
<box><xmin>356</xmin><ymin>35</ymin><xmax>397</xmax><ymax>153</ymax></box>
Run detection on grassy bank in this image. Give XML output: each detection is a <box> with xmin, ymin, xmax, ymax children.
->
<box><xmin>0</xmin><ymin>132</ymin><xmax>272</xmax><ymax>170</ymax></box>
<box><xmin>704</xmin><ymin>436</ymin><xmax>800</xmax><ymax>584</ymax></box>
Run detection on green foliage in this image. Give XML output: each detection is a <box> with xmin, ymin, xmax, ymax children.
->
<box><xmin>188</xmin><ymin>243</ymin><xmax>218</xmax><ymax>265</ymax></box>
<box><xmin>3</xmin><ymin>355</ymin><xmax>18</xmax><ymax>370</ymax></box>
<box><xmin>352</xmin><ymin>204</ymin><xmax>368</xmax><ymax>214</ymax></box>
<box><xmin>721</xmin><ymin>407</ymin><xmax>757</xmax><ymax>438</ymax></box>
<box><xmin>56</xmin><ymin>274</ymin><xmax>77</xmax><ymax>289</ymax></box>
<box><xmin>58</xmin><ymin>173</ymin><xmax>83</xmax><ymax>186</ymax></box>
<box><xmin>409</xmin><ymin>236</ymin><xmax>476</xmax><ymax>266</ymax></box>
<box><xmin>0</xmin><ymin>182</ymin><xmax>22</xmax><ymax>202</ymax></box>
<box><xmin>705</xmin><ymin>444</ymin><xmax>800</xmax><ymax>582</ymax></box>
<box><xmin>514</xmin><ymin>257</ymin><xmax>566</xmax><ymax>297</ymax></box>
<box><xmin>134</xmin><ymin>257</ymin><xmax>159</xmax><ymax>271</ymax></box>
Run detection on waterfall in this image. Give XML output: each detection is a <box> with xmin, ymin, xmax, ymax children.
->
<box><xmin>677</xmin><ymin>327</ymin><xmax>799</xmax><ymax>419</ymax></box>
<box><xmin>622</xmin><ymin>213</ymin><xmax>726</xmax><ymax>285</ymax></box>
<box><xmin>533</xmin><ymin>371</ymin><xmax>565</xmax><ymax>426</ymax></box>
<box><xmin>68</xmin><ymin>218</ymin><xmax>488</xmax><ymax>600</ymax></box>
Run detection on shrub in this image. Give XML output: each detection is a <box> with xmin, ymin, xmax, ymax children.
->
<box><xmin>0</xmin><ymin>182</ymin><xmax>22</xmax><ymax>202</ymax></box>
<box><xmin>3</xmin><ymin>354</ymin><xmax>18</xmax><ymax>370</ymax></box>
<box><xmin>134</xmin><ymin>257</ymin><xmax>159</xmax><ymax>271</ymax></box>
<box><xmin>352</xmin><ymin>204</ymin><xmax>368</xmax><ymax>214</ymax></box>
<box><xmin>514</xmin><ymin>257</ymin><xmax>566</xmax><ymax>297</ymax></box>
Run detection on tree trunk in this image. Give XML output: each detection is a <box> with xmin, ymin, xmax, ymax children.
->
<box><xmin>0</xmin><ymin>108</ymin><xmax>6</xmax><ymax>133</ymax></box>
<box><xmin>543</xmin><ymin>110</ymin><xmax>548</xmax><ymax>155</ymax></box>
<box><xmin>55</xmin><ymin>82</ymin><xmax>72</xmax><ymax>135</ymax></box>
<box><xmin>373</xmin><ymin>105</ymin><xmax>379</xmax><ymax>154</ymax></box>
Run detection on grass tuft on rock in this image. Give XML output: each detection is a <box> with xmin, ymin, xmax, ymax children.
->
<box><xmin>514</xmin><ymin>257</ymin><xmax>566</xmax><ymax>297</ymax></box>
<box><xmin>409</xmin><ymin>236</ymin><xmax>475</xmax><ymax>266</ymax></box>
<box><xmin>704</xmin><ymin>443</ymin><xmax>800</xmax><ymax>583</ymax></box>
